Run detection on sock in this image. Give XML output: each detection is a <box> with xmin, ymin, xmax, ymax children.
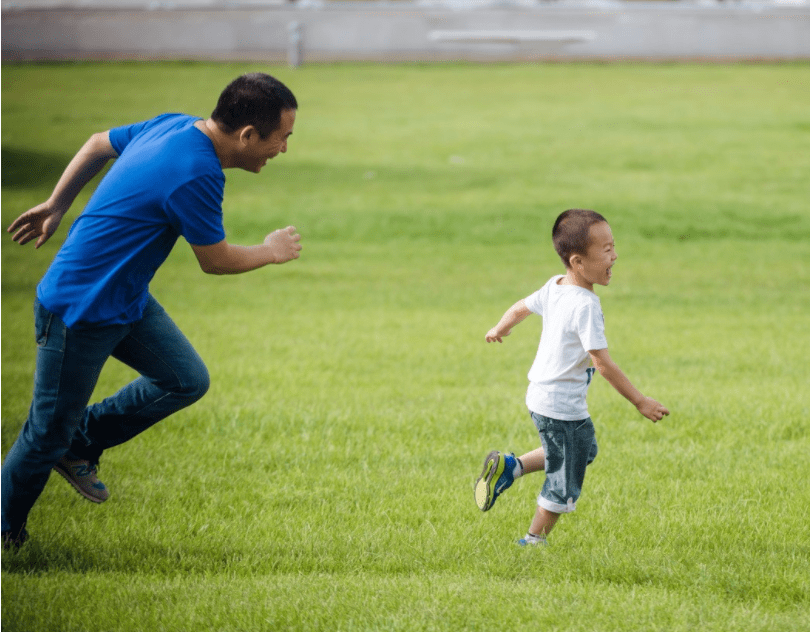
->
<box><xmin>513</xmin><ymin>457</ymin><xmax>524</xmax><ymax>479</ymax></box>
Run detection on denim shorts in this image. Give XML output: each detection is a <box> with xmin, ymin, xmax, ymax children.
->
<box><xmin>531</xmin><ymin>412</ymin><xmax>598</xmax><ymax>514</ymax></box>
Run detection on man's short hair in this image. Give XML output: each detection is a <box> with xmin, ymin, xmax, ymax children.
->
<box><xmin>211</xmin><ymin>73</ymin><xmax>298</xmax><ymax>138</ymax></box>
<box><xmin>552</xmin><ymin>209</ymin><xmax>608</xmax><ymax>268</ymax></box>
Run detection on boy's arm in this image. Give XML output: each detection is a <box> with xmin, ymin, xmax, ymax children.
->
<box><xmin>588</xmin><ymin>348</ymin><xmax>669</xmax><ymax>422</ymax></box>
<box><xmin>486</xmin><ymin>299</ymin><xmax>532</xmax><ymax>343</ymax></box>
<box><xmin>8</xmin><ymin>131</ymin><xmax>118</xmax><ymax>248</ymax></box>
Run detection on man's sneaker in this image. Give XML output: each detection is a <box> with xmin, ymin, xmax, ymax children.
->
<box><xmin>53</xmin><ymin>456</ymin><xmax>109</xmax><ymax>503</ymax></box>
<box><xmin>2</xmin><ymin>523</ymin><xmax>29</xmax><ymax>551</ymax></box>
<box><xmin>474</xmin><ymin>450</ymin><xmax>516</xmax><ymax>511</ymax></box>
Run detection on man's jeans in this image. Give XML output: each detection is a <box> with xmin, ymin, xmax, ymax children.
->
<box><xmin>1</xmin><ymin>295</ymin><xmax>209</xmax><ymax>532</ymax></box>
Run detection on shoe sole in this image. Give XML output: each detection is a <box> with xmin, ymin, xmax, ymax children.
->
<box><xmin>53</xmin><ymin>464</ymin><xmax>108</xmax><ymax>504</ymax></box>
<box><xmin>474</xmin><ymin>450</ymin><xmax>504</xmax><ymax>512</ymax></box>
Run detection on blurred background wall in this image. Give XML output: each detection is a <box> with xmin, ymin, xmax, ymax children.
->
<box><xmin>3</xmin><ymin>0</ymin><xmax>809</xmax><ymax>63</ymax></box>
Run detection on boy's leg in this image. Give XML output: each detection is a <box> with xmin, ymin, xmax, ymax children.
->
<box><xmin>517</xmin><ymin>506</ymin><xmax>560</xmax><ymax>546</ymax></box>
<box><xmin>528</xmin><ymin>506</ymin><xmax>560</xmax><ymax>537</ymax></box>
<box><xmin>524</xmin><ymin>414</ymin><xmax>596</xmax><ymax>546</ymax></box>
<box><xmin>1</xmin><ymin>302</ymin><xmax>124</xmax><ymax>533</ymax></box>
<box><xmin>517</xmin><ymin>447</ymin><xmax>545</xmax><ymax>474</ymax></box>
<box><xmin>532</xmin><ymin>415</ymin><xmax>596</xmax><ymax>514</ymax></box>
<box><xmin>69</xmin><ymin>295</ymin><xmax>210</xmax><ymax>461</ymax></box>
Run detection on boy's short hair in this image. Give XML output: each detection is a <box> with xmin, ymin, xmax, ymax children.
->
<box><xmin>211</xmin><ymin>73</ymin><xmax>298</xmax><ymax>139</ymax></box>
<box><xmin>552</xmin><ymin>209</ymin><xmax>608</xmax><ymax>268</ymax></box>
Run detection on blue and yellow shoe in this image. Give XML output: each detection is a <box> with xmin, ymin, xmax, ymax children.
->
<box><xmin>474</xmin><ymin>450</ymin><xmax>516</xmax><ymax>511</ymax></box>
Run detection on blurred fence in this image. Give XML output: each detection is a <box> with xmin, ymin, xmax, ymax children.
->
<box><xmin>3</xmin><ymin>1</ymin><xmax>809</xmax><ymax>62</ymax></box>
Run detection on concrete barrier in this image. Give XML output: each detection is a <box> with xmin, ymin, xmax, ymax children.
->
<box><xmin>2</xmin><ymin>1</ymin><xmax>809</xmax><ymax>62</ymax></box>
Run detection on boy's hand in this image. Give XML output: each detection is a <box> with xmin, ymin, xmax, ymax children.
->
<box><xmin>636</xmin><ymin>397</ymin><xmax>670</xmax><ymax>423</ymax></box>
<box><xmin>485</xmin><ymin>327</ymin><xmax>511</xmax><ymax>343</ymax></box>
<box><xmin>486</xmin><ymin>300</ymin><xmax>531</xmax><ymax>343</ymax></box>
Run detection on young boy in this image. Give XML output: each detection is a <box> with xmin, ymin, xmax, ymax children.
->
<box><xmin>475</xmin><ymin>209</ymin><xmax>669</xmax><ymax>546</ymax></box>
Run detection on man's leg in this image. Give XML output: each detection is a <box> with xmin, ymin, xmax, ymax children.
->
<box><xmin>69</xmin><ymin>295</ymin><xmax>210</xmax><ymax>461</ymax></box>
<box><xmin>1</xmin><ymin>302</ymin><xmax>124</xmax><ymax>533</ymax></box>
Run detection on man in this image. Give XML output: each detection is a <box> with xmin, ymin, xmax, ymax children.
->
<box><xmin>2</xmin><ymin>73</ymin><xmax>302</xmax><ymax>549</ymax></box>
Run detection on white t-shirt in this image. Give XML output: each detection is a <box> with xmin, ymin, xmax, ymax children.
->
<box><xmin>524</xmin><ymin>275</ymin><xmax>608</xmax><ymax>420</ymax></box>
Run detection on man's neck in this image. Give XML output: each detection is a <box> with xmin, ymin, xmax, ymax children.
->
<box><xmin>194</xmin><ymin>118</ymin><xmax>235</xmax><ymax>168</ymax></box>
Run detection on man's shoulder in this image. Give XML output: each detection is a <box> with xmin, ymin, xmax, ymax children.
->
<box><xmin>110</xmin><ymin>113</ymin><xmax>199</xmax><ymax>154</ymax></box>
<box><xmin>113</xmin><ymin>112</ymin><xmax>193</xmax><ymax>134</ymax></box>
<box><xmin>116</xmin><ymin>114</ymin><xmax>218</xmax><ymax>172</ymax></box>
<box><xmin>140</xmin><ymin>112</ymin><xmax>197</xmax><ymax>127</ymax></box>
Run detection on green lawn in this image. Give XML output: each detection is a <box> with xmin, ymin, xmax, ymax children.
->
<box><xmin>2</xmin><ymin>61</ymin><xmax>809</xmax><ymax>631</ymax></box>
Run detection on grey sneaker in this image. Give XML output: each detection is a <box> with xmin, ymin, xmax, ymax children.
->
<box><xmin>53</xmin><ymin>456</ymin><xmax>109</xmax><ymax>503</ymax></box>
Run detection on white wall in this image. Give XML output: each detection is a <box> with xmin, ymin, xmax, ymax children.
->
<box><xmin>3</xmin><ymin>1</ymin><xmax>809</xmax><ymax>62</ymax></box>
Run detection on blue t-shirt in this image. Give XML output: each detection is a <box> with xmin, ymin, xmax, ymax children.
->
<box><xmin>37</xmin><ymin>113</ymin><xmax>226</xmax><ymax>327</ymax></box>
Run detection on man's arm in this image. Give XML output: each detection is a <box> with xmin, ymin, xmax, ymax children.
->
<box><xmin>7</xmin><ymin>131</ymin><xmax>118</xmax><ymax>248</ymax></box>
<box><xmin>588</xmin><ymin>348</ymin><xmax>669</xmax><ymax>422</ymax></box>
<box><xmin>486</xmin><ymin>299</ymin><xmax>532</xmax><ymax>343</ymax></box>
<box><xmin>191</xmin><ymin>226</ymin><xmax>302</xmax><ymax>275</ymax></box>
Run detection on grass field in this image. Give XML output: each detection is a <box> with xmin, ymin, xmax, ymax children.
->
<box><xmin>2</xmin><ymin>61</ymin><xmax>809</xmax><ymax>631</ymax></box>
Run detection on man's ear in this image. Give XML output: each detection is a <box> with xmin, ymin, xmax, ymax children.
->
<box><xmin>569</xmin><ymin>253</ymin><xmax>582</xmax><ymax>269</ymax></box>
<box><xmin>238</xmin><ymin>126</ymin><xmax>260</xmax><ymax>145</ymax></box>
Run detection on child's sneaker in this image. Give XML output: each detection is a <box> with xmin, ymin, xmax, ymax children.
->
<box><xmin>53</xmin><ymin>456</ymin><xmax>109</xmax><ymax>503</ymax></box>
<box><xmin>517</xmin><ymin>533</ymin><xmax>548</xmax><ymax>547</ymax></box>
<box><xmin>474</xmin><ymin>450</ymin><xmax>517</xmax><ymax>511</ymax></box>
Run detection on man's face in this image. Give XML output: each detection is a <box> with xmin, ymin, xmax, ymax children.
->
<box><xmin>240</xmin><ymin>108</ymin><xmax>296</xmax><ymax>173</ymax></box>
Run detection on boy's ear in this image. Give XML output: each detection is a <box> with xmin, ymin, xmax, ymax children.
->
<box><xmin>569</xmin><ymin>253</ymin><xmax>582</xmax><ymax>269</ymax></box>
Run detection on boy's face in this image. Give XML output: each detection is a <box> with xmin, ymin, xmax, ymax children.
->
<box><xmin>576</xmin><ymin>222</ymin><xmax>617</xmax><ymax>288</ymax></box>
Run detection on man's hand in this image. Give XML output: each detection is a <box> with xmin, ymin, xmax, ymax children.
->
<box><xmin>635</xmin><ymin>397</ymin><xmax>670</xmax><ymax>423</ymax></box>
<box><xmin>192</xmin><ymin>226</ymin><xmax>302</xmax><ymax>275</ymax></box>
<box><xmin>7</xmin><ymin>203</ymin><xmax>66</xmax><ymax>248</ymax></box>
<box><xmin>7</xmin><ymin>131</ymin><xmax>117</xmax><ymax>249</ymax></box>
<box><xmin>264</xmin><ymin>225</ymin><xmax>302</xmax><ymax>264</ymax></box>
